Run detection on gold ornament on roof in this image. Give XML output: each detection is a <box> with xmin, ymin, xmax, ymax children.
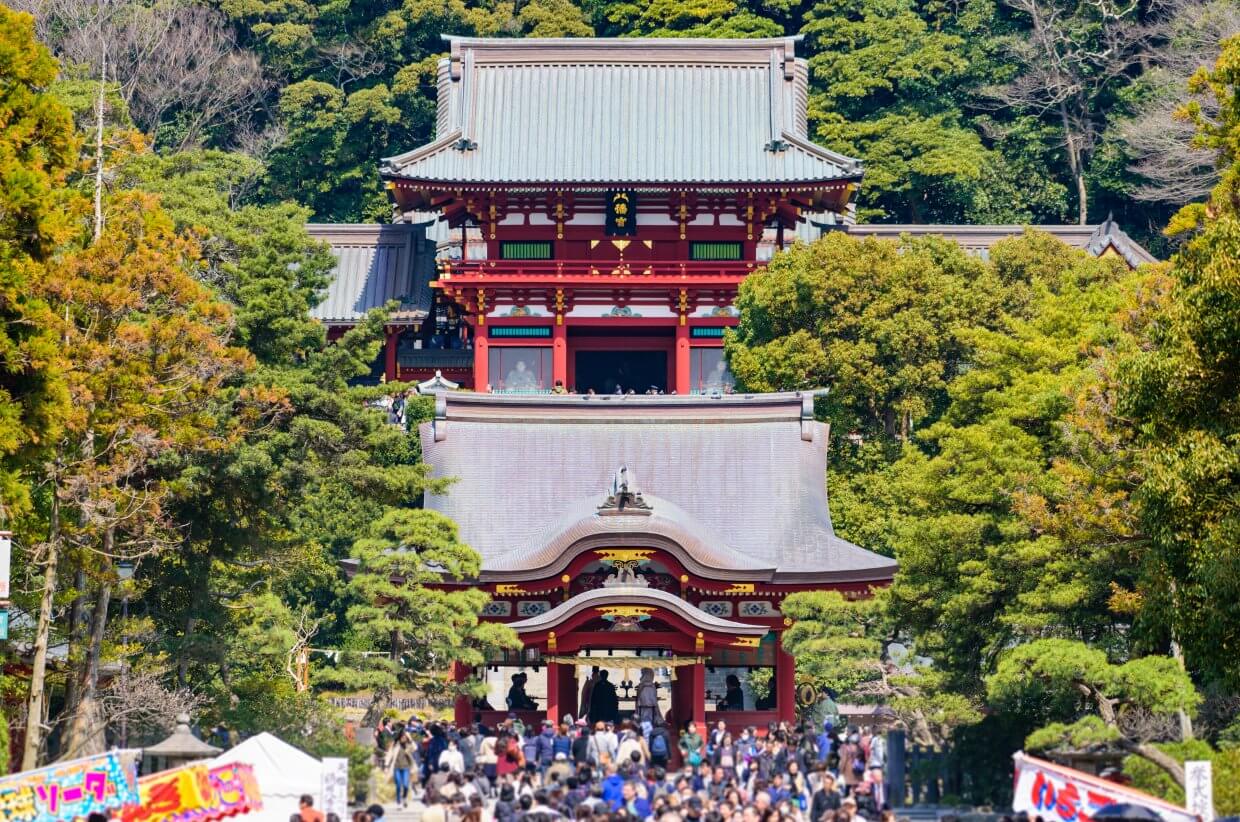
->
<box><xmin>597</xmin><ymin>605</ymin><xmax>656</xmax><ymax>620</ymax></box>
<box><xmin>595</xmin><ymin>549</ymin><xmax>654</xmax><ymax>563</ymax></box>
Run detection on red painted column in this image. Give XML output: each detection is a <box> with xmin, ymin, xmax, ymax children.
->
<box><xmin>776</xmin><ymin>633</ymin><xmax>797</xmax><ymax>724</ymax></box>
<box><xmin>552</xmin><ymin>321</ymin><xmax>567</xmax><ymax>389</ymax></box>
<box><xmin>691</xmin><ymin>661</ymin><xmax>707</xmax><ymax>728</ymax></box>
<box><xmin>545</xmin><ymin>660</ymin><xmax>560</xmax><ymax>725</ymax></box>
<box><xmin>453</xmin><ymin>661</ymin><xmax>472</xmax><ymax>728</ymax></box>
<box><xmin>474</xmin><ymin>335</ymin><xmax>489</xmax><ymax>392</ymax></box>
<box><xmin>384</xmin><ymin>327</ymin><xmax>399</xmax><ymax>383</ymax></box>
<box><xmin>675</xmin><ymin>322</ymin><xmax>691</xmax><ymax>395</ymax></box>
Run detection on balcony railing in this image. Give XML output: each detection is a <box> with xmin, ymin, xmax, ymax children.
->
<box><xmin>437</xmin><ymin>259</ymin><xmax>757</xmax><ymax>280</ymax></box>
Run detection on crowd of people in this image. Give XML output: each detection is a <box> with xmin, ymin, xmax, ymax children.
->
<box><xmin>368</xmin><ymin>713</ymin><xmax>892</xmax><ymax>822</ymax></box>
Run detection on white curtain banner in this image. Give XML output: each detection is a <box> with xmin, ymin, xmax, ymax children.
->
<box><xmin>1012</xmin><ymin>753</ymin><xmax>1198</xmax><ymax>822</ymax></box>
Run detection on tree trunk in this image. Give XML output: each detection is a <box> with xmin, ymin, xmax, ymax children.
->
<box><xmin>93</xmin><ymin>50</ymin><xmax>106</xmax><ymax>242</ymax></box>
<box><xmin>1125</xmin><ymin>739</ymin><xmax>1186</xmax><ymax>788</ymax></box>
<box><xmin>362</xmin><ymin>685</ymin><xmax>393</xmax><ymax>729</ymax></box>
<box><xmin>1090</xmin><ymin>684</ymin><xmax>1186</xmax><ymax>788</ymax></box>
<box><xmin>65</xmin><ymin>555</ymin><xmax>113</xmax><ymax>758</ymax></box>
<box><xmin>62</xmin><ymin>566</ymin><xmax>88</xmax><ymax>727</ymax></box>
<box><xmin>1058</xmin><ymin>100</ymin><xmax>1088</xmax><ymax>225</ymax></box>
<box><xmin>1168</xmin><ymin>581</ymin><xmax>1194</xmax><ymax>740</ymax></box>
<box><xmin>22</xmin><ymin>483</ymin><xmax>61</xmax><ymax>770</ymax></box>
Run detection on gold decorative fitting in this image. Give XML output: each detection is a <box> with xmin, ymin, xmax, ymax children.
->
<box><xmin>783</xmin><ymin>617</ymin><xmax>792</xmax><ymax>627</ymax></box>
<box><xmin>597</xmin><ymin>605</ymin><xmax>656</xmax><ymax>620</ymax></box>
<box><xmin>548</xmin><ymin>631</ymin><xmax>557</xmax><ymax>652</ymax></box>
<box><xmin>495</xmin><ymin>584</ymin><xmax>526</xmax><ymax>596</ymax></box>
<box><xmin>731</xmin><ymin>637</ymin><xmax>761</xmax><ymax>648</ymax></box>
<box><xmin>694</xmin><ymin>631</ymin><xmax>705</xmax><ymax>653</ymax></box>
<box><xmin>725</xmin><ymin>583</ymin><xmax>755</xmax><ymax>595</ymax></box>
<box><xmin>679</xmin><ymin>574</ymin><xmax>689</xmax><ymax>584</ymax></box>
<box><xmin>594</xmin><ymin>549</ymin><xmax>654</xmax><ymax>563</ymax></box>
<box><xmin>561</xmin><ymin>574</ymin><xmax>571</xmax><ymax>584</ymax></box>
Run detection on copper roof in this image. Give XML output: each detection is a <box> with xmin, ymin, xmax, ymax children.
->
<box><xmin>841</xmin><ymin>220</ymin><xmax>1158</xmax><ymax>268</ymax></box>
<box><xmin>306</xmin><ymin>223</ymin><xmax>436</xmax><ymax>325</ymax></box>
<box><xmin>419</xmin><ymin>392</ymin><xmax>897</xmax><ymax>583</ymax></box>
<box><xmin>381</xmin><ymin>37</ymin><xmax>861</xmax><ymax>186</ymax></box>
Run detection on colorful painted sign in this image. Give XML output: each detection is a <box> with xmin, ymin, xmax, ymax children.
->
<box><xmin>119</xmin><ymin>762</ymin><xmax>262</xmax><ymax>822</ymax></box>
<box><xmin>1012</xmin><ymin>753</ymin><xmax>1197</xmax><ymax>822</ymax></box>
<box><xmin>0</xmin><ymin>750</ymin><xmax>139</xmax><ymax>822</ymax></box>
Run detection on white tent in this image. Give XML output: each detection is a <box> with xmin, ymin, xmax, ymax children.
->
<box><xmin>210</xmin><ymin>733</ymin><xmax>323</xmax><ymax>822</ymax></box>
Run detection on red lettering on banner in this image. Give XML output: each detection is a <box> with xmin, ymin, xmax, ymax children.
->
<box><xmin>1032</xmin><ymin>772</ymin><xmax>1056</xmax><ymax>811</ymax></box>
<box><xmin>1056</xmin><ymin>781</ymin><xmax>1080</xmax><ymax>821</ymax></box>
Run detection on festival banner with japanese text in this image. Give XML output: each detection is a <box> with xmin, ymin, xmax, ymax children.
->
<box><xmin>119</xmin><ymin>762</ymin><xmax>262</xmax><ymax>822</ymax></box>
<box><xmin>1013</xmin><ymin>753</ymin><xmax>1198</xmax><ymax>822</ymax></box>
<box><xmin>0</xmin><ymin>750</ymin><xmax>140</xmax><ymax>822</ymax></box>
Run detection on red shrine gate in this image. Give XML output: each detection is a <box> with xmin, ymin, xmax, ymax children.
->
<box><xmin>380</xmin><ymin>36</ymin><xmax>860</xmax><ymax>395</ymax></box>
<box><xmin>422</xmin><ymin>392</ymin><xmax>897</xmax><ymax>731</ymax></box>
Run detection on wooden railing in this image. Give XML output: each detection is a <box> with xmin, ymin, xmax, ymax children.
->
<box><xmin>437</xmin><ymin>259</ymin><xmax>757</xmax><ymax>280</ymax></box>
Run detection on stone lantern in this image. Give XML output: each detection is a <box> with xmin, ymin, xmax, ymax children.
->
<box><xmin>142</xmin><ymin>713</ymin><xmax>222</xmax><ymax>773</ymax></box>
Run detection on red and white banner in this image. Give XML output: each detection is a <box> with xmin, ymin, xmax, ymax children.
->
<box><xmin>1013</xmin><ymin>752</ymin><xmax>1198</xmax><ymax>822</ymax></box>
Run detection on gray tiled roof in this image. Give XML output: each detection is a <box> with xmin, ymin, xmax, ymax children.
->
<box><xmin>419</xmin><ymin>392</ymin><xmax>898</xmax><ymax>583</ymax></box>
<box><xmin>382</xmin><ymin>37</ymin><xmax>861</xmax><ymax>186</ymax></box>
<box><xmin>838</xmin><ymin>222</ymin><xmax>1158</xmax><ymax>267</ymax></box>
<box><xmin>306</xmin><ymin>223</ymin><xmax>436</xmax><ymax>325</ymax></box>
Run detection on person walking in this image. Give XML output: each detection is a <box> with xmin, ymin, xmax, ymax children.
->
<box><xmin>389</xmin><ymin>732</ymin><xmax>415</xmax><ymax>809</ymax></box>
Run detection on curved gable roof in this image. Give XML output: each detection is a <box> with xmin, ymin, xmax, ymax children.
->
<box><xmin>483</xmin><ymin>493</ymin><xmax>776</xmax><ymax>581</ymax></box>
<box><xmin>419</xmin><ymin>392</ymin><xmax>897</xmax><ymax>583</ymax></box>
<box><xmin>506</xmin><ymin>585</ymin><xmax>770</xmax><ymax>636</ymax></box>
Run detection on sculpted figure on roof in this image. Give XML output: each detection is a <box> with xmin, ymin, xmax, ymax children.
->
<box><xmin>600</xmin><ymin>465</ymin><xmax>651</xmax><ymax>513</ymax></box>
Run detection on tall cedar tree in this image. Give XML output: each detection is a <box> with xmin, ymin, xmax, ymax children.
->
<box><xmin>0</xmin><ymin>6</ymin><xmax>75</xmax><ymax>521</ymax></box>
<box><xmin>24</xmin><ymin>191</ymin><xmax>249</xmax><ymax>766</ymax></box>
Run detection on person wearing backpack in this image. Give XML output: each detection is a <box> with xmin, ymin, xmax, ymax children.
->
<box><xmin>648</xmin><ymin>721</ymin><xmax>672</xmax><ymax>768</ymax></box>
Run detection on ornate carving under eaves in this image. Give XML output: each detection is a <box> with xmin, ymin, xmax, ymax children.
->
<box><xmin>598</xmin><ymin>466</ymin><xmax>652</xmax><ymax>516</ymax></box>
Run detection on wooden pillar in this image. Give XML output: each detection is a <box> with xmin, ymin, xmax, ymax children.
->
<box><xmin>474</xmin><ymin>334</ymin><xmax>489</xmax><ymax>392</ymax></box>
<box><xmin>675</xmin><ymin>323</ymin><xmax>691</xmax><ymax>395</ymax></box>
<box><xmin>691</xmin><ymin>661</ymin><xmax>707</xmax><ymax>728</ymax></box>
<box><xmin>384</xmin><ymin>327</ymin><xmax>400</xmax><ymax>383</ymax></box>
<box><xmin>453</xmin><ymin>661</ymin><xmax>472</xmax><ymax>728</ymax></box>
<box><xmin>545</xmin><ymin>660</ymin><xmax>560</xmax><ymax>725</ymax></box>
<box><xmin>776</xmin><ymin>633</ymin><xmax>797</xmax><ymax>724</ymax></box>
<box><xmin>552</xmin><ymin>321</ymin><xmax>567</xmax><ymax>389</ymax></box>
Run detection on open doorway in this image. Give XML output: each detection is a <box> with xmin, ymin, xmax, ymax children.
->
<box><xmin>575</xmin><ymin>350</ymin><xmax>667</xmax><ymax>394</ymax></box>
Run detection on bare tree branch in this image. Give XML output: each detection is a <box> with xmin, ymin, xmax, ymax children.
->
<box><xmin>13</xmin><ymin>0</ymin><xmax>269</xmax><ymax>149</ymax></box>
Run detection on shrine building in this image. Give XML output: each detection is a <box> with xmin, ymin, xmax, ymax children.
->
<box><xmin>319</xmin><ymin>36</ymin><xmax>1156</xmax><ymax>729</ymax></box>
<box><xmin>422</xmin><ymin>390</ymin><xmax>897</xmax><ymax>730</ymax></box>
<box><xmin>307</xmin><ymin>37</ymin><xmax>1154</xmax><ymax>392</ymax></box>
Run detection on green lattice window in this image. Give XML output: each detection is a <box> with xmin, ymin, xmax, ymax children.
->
<box><xmin>690</xmin><ymin>241</ymin><xmax>743</xmax><ymax>261</ymax></box>
<box><xmin>500</xmin><ymin>241</ymin><xmax>553</xmax><ymax>260</ymax></box>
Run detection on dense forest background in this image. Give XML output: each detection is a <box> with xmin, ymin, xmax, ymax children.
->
<box><xmin>4</xmin><ymin>0</ymin><xmax>1239</xmax><ymax>806</ymax></box>
<box><xmin>16</xmin><ymin>0</ymin><xmax>1240</xmax><ymax>253</ymax></box>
